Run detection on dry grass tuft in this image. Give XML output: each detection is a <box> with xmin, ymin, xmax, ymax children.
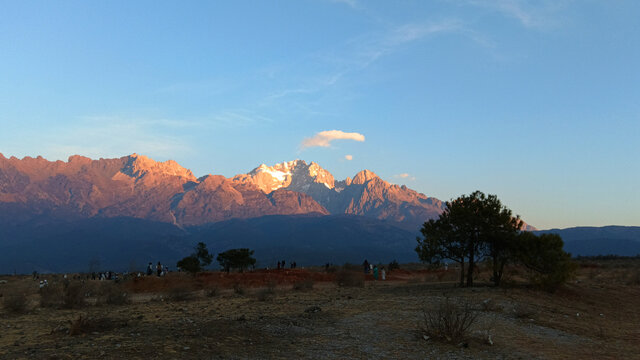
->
<box><xmin>292</xmin><ymin>278</ymin><xmax>314</xmax><ymax>291</ymax></box>
<box><xmin>335</xmin><ymin>269</ymin><xmax>364</xmax><ymax>287</ymax></box>
<box><xmin>233</xmin><ymin>282</ymin><xmax>245</xmax><ymax>295</ymax></box>
<box><xmin>99</xmin><ymin>282</ymin><xmax>130</xmax><ymax>305</ymax></box>
<box><xmin>513</xmin><ymin>303</ymin><xmax>537</xmax><ymax>319</ymax></box>
<box><xmin>420</xmin><ymin>297</ymin><xmax>478</xmax><ymax>343</ymax></box>
<box><xmin>166</xmin><ymin>286</ymin><xmax>194</xmax><ymax>302</ymax></box>
<box><xmin>68</xmin><ymin>315</ymin><xmax>126</xmax><ymax>336</ymax></box>
<box><xmin>3</xmin><ymin>293</ymin><xmax>28</xmax><ymax>313</ymax></box>
<box><xmin>205</xmin><ymin>286</ymin><xmax>220</xmax><ymax>297</ymax></box>
<box><xmin>256</xmin><ymin>288</ymin><xmax>273</xmax><ymax>302</ymax></box>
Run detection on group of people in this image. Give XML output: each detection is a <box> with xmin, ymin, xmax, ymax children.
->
<box><xmin>363</xmin><ymin>259</ymin><xmax>386</xmax><ymax>281</ymax></box>
<box><xmin>91</xmin><ymin>271</ymin><xmax>119</xmax><ymax>281</ymax></box>
<box><xmin>147</xmin><ymin>261</ymin><xmax>169</xmax><ymax>276</ymax></box>
<box><xmin>276</xmin><ymin>260</ymin><xmax>297</xmax><ymax>270</ymax></box>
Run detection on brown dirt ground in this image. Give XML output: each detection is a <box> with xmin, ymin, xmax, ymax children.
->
<box><xmin>1</xmin><ymin>260</ymin><xmax>639</xmax><ymax>359</ymax></box>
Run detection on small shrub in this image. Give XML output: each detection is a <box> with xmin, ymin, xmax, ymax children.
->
<box><xmin>40</xmin><ymin>284</ymin><xmax>64</xmax><ymax>308</ymax></box>
<box><xmin>99</xmin><ymin>283</ymin><xmax>129</xmax><ymax>305</ymax></box>
<box><xmin>205</xmin><ymin>286</ymin><xmax>220</xmax><ymax>297</ymax></box>
<box><xmin>335</xmin><ymin>269</ymin><xmax>364</xmax><ymax>287</ymax></box>
<box><xmin>69</xmin><ymin>315</ymin><xmax>125</xmax><ymax>336</ymax></box>
<box><xmin>233</xmin><ymin>282</ymin><xmax>245</xmax><ymax>295</ymax></box>
<box><xmin>62</xmin><ymin>282</ymin><xmax>86</xmax><ymax>309</ymax></box>
<box><xmin>513</xmin><ymin>303</ymin><xmax>537</xmax><ymax>319</ymax></box>
<box><xmin>480</xmin><ymin>298</ymin><xmax>502</xmax><ymax>312</ymax></box>
<box><xmin>625</xmin><ymin>268</ymin><xmax>640</xmax><ymax>286</ymax></box>
<box><xmin>3</xmin><ymin>293</ymin><xmax>28</xmax><ymax>313</ymax></box>
<box><xmin>420</xmin><ymin>297</ymin><xmax>478</xmax><ymax>343</ymax></box>
<box><xmin>292</xmin><ymin>278</ymin><xmax>314</xmax><ymax>291</ymax></box>
<box><xmin>256</xmin><ymin>288</ymin><xmax>273</xmax><ymax>302</ymax></box>
<box><xmin>167</xmin><ymin>286</ymin><xmax>194</xmax><ymax>302</ymax></box>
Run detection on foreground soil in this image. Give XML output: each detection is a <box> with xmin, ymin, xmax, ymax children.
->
<box><xmin>1</xmin><ymin>261</ymin><xmax>639</xmax><ymax>359</ymax></box>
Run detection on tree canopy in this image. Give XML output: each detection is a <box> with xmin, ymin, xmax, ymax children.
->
<box><xmin>416</xmin><ymin>190</ymin><xmax>574</xmax><ymax>290</ymax></box>
<box><xmin>216</xmin><ymin>248</ymin><xmax>256</xmax><ymax>273</ymax></box>
<box><xmin>416</xmin><ymin>191</ymin><xmax>523</xmax><ymax>287</ymax></box>
<box><xmin>176</xmin><ymin>242</ymin><xmax>213</xmax><ymax>275</ymax></box>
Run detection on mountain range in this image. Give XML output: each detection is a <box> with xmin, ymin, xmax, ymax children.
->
<box><xmin>0</xmin><ymin>153</ymin><xmax>447</xmax><ymax>230</ymax></box>
<box><xmin>3</xmin><ymin>153</ymin><xmax>636</xmax><ymax>274</ymax></box>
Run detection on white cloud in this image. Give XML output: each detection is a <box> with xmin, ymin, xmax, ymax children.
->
<box><xmin>301</xmin><ymin>130</ymin><xmax>365</xmax><ymax>149</ymax></box>
<box><xmin>345</xmin><ymin>154</ymin><xmax>353</xmax><ymax>161</ymax></box>
<box><xmin>394</xmin><ymin>173</ymin><xmax>416</xmax><ymax>181</ymax></box>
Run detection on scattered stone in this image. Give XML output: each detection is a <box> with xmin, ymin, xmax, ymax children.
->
<box><xmin>304</xmin><ymin>306</ymin><xmax>322</xmax><ymax>313</ymax></box>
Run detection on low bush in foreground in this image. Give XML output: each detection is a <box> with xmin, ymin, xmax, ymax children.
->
<box><xmin>166</xmin><ymin>286</ymin><xmax>194</xmax><ymax>302</ymax></box>
<box><xmin>292</xmin><ymin>278</ymin><xmax>314</xmax><ymax>291</ymax></box>
<box><xmin>99</xmin><ymin>283</ymin><xmax>130</xmax><ymax>305</ymax></box>
<box><xmin>3</xmin><ymin>293</ymin><xmax>28</xmax><ymax>314</ymax></box>
<box><xmin>335</xmin><ymin>269</ymin><xmax>364</xmax><ymax>287</ymax></box>
<box><xmin>420</xmin><ymin>297</ymin><xmax>478</xmax><ymax>343</ymax></box>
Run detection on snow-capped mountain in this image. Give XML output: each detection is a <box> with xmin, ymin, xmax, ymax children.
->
<box><xmin>234</xmin><ymin>160</ymin><xmax>446</xmax><ymax>230</ymax></box>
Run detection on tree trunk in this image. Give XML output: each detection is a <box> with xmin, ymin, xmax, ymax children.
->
<box><xmin>459</xmin><ymin>260</ymin><xmax>465</xmax><ymax>287</ymax></box>
<box><xmin>466</xmin><ymin>247</ymin><xmax>475</xmax><ymax>287</ymax></box>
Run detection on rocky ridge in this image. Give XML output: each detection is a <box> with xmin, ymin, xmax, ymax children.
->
<box><xmin>0</xmin><ymin>154</ymin><xmax>534</xmax><ymax>230</ymax></box>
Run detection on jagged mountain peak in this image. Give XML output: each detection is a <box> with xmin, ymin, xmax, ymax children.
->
<box><xmin>352</xmin><ymin>169</ymin><xmax>380</xmax><ymax>185</ymax></box>
<box><xmin>120</xmin><ymin>153</ymin><xmax>196</xmax><ymax>181</ymax></box>
<box><xmin>241</xmin><ymin>159</ymin><xmax>334</xmax><ymax>193</ymax></box>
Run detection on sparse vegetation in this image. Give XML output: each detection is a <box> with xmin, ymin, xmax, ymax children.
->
<box><xmin>256</xmin><ymin>287</ymin><xmax>273</xmax><ymax>301</ymax></box>
<box><xmin>2</xmin><ymin>258</ymin><xmax>639</xmax><ymax>359</ymax></box>
<box><xmin>99</xmin><ymin>282</ymin><xmax>130</xmax><ymax>305</ymax></box>
<box><xmin>166</xmin><ymin>286</ymin><xmax>194</xmax><ymax>302</ymax></box>
<box><xmin>3</xmin><ymin>293</ymin><xmax>28</xmax><ymax>313</ymax></box>
<box><xmin>69</xmin><ymin>315</ymin><xmax>126</xmax><ymax>336</ymax></box>
<box><xmin>420</xmin><ymin>297</ymin><xmax>478</xmax><ymax>343</ymax></box>
<box><xmin>205</xmin><ymin>286</ymin><xmax>220</xmax><ymax>297</ymax></box>
<box><xmin>233</xmin><ymin>282</ymin><xmax>245</xmax><ymax>295</ymax></box>
<box><xmin>335</xmin><ymin>268</ymin><xmax>364</xmax><ymax>287</ymax></box>
<box><xmin>292</xmin><ymin>278</ymin><xmax>314</xmax><ymax>291</ymax></box>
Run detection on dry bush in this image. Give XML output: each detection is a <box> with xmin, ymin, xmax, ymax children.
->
<box><xmin>624</xmin><ymin>268</ymin><xmax>640</xmax><ymax>286</ymax></box>
<box><xmin>205</xmin><ymin>286</ymin><xmax>220</xmax><ymax>297</ymax></box>
<box><xmin>256</xmin><ymin>288</ymin><xmax>273</xmax><ymax>302</ymax></box>
<box><xmin>40</xmin><ymin>284</ymin><xmax>64</xmax><ymax>308</ymax></box>
<box><xmin>480</xmin><ymin>298</ymin><xmax>502</xmax><ymax>312</ymax></box>
<box><xmin>292</xmin><ymin>278</ymin><xmax>314</xmax><ymax>291</ymax></box>
<box><xmin>233</xmin><ymin>282</ymin><xmax>245</xmax><ymax>295</ymax></box>
<box><xmin>335</xmin><ymin>269</ymin><xmax>364</xmax><ymax>287</ymax></box>
<box><xmin>3</xmin><ymin>293</ymin><xmax>28</xmax><ymax>314</ymax></box>
<box><xmin>513</xmin><ymin>303</ymin><xmax>537</xmax><ymax>319</ymax></box>
<box><xmin>62</xmin><ymin>282</ymin><xmax>86</xmax><ymax>309</ymax></box>
<box><xmin>420</xmin><ymin>297</ymin><xmax>478</xmax><ymax>343</ymax></box>
<box><xmin>99</xmin><ymin>283</ymin><xmax>130</xmax><ymax>305</ymax></box>
<box><xmin>69</xmin><ymin>315</ymin><xmax>126</xmax><ymax>336</ymax></box>
<box><xmin>167</xmin><ymin>286</ymin><xmax>194</xmax><ymax>302</ymax></box>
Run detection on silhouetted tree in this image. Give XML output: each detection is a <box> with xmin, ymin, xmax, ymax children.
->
<box><xmin>514</xmin><ymin>232</ymin><xmax>575</xmax><ymax>291</ymax></box>
<box><xmin>177</xmin><ymin>242</ymin><xmax>214</xmax><ymax>275</ymax></box>
<box><xmin>216</xmin><ymin>248</ymin><xmax>256</xmax><ymax>273</ymax></box>
<box><xmin>416</xmin><ymin>191</ymin><xmax>522</xmax><ymax>287</ymax></box>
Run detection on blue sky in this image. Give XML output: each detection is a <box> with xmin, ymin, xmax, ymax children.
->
<box><xmin>0</xmin><ymin>0</ymin><xmax>638</xmax><ymax>229</ymax></box>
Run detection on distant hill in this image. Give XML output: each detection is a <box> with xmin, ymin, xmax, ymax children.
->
<box><xmin>0</xmin><ymin>214</ymin><xmax>418</xmax><ymax>274</ymax></box>
<box><xmin>536</xmin><ymin>226</ymin><xmax>640</xmax><ymax>256</ymax></box>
